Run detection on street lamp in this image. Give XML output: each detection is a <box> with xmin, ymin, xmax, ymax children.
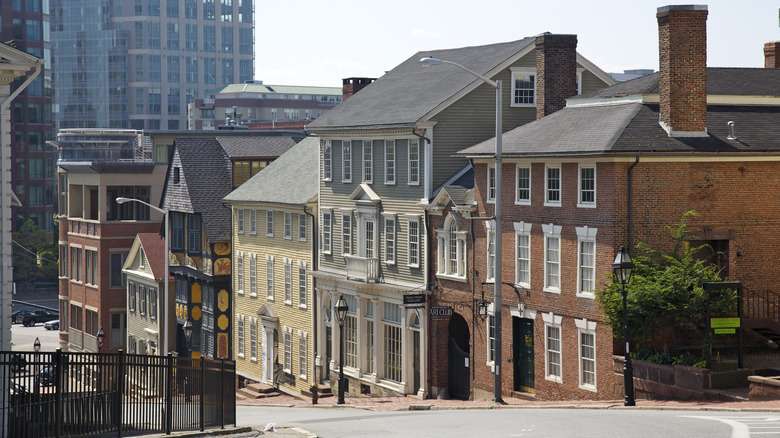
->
<box><xmin>116</xmin><ymin>196</ymin><xmax>170</xmax><ymax>356</ymax></box>
<box><xmin>612</xmin><ymin>246</ymin><xmax>636</xmax><ymax>406</ymax></box>
<box><xmin>183</xmin><ymin>318</ymin><xmax>194</xmax><ymax>351</ymax></box>
<box><xmin>96</xmin><ymin>326</ymin><xmax>105</xmax><ymax>352</ymax></box>
<box><xmin>420</xmin><ymin>56</ymin><xmax>504</xmax><ymax>403</ymax></box>
<box><xmin>334</xmin><ymin>295</ymin><xmax>349</xmax><ymax>405</ymax></box>
<box><xmin>33</xmin><ymin>338</ymin><xmax>41</xmax><ymax>396</ymax></box>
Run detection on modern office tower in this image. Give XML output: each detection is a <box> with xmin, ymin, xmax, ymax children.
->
<box><xmin>50</xmin><ymin>0</ymin><xmax>254</xmax><ymax>131</ymax></box>
<box><xmin>0</xmin><ymin>0</ymin><xmax>55</xmax><ymax>233</ymax></box>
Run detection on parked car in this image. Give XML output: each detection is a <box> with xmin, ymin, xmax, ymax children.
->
<box><xmin>11</xmin><ymin>310</ymin><xmax>33</xmax><ymax>324</ymax></box>
<box><xmin>44</xmin><ymin>320</ymin><xmax>59</xmax><ymax>331</ymax></box>
<box><xmin>16</xmin><ymin>310</ymin><xmax>58</xmax><ymax>327</ymax></box>
<box><xmin>39</xmin><ymin>365</ymin><xmax>57</xmax><ymax>386</ymax></box>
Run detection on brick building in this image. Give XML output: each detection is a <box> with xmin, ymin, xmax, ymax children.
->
<box><xmin>452</xmin><ymin>4</ymin><xmax>780</xmax><ymax>401</ymax></box>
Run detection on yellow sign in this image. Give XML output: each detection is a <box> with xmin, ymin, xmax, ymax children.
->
<box><xmin>714</xmin><ymin>328</ymin><xmax>736</xmax><ymax>335</ymax></box>
<box><xmin>711</xmin><ymin>317</ymin><xmax>740</xmax><ymax>328</ymax></box>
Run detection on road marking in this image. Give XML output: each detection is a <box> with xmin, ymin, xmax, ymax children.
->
<box><xmin>682</xmin><ymin>416</ymin><xmax>750</xmax><ymax>438</ymax></box>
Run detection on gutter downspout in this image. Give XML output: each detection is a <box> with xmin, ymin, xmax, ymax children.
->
<box><xmin>627</xmin><ymin>157</ymin><xmax>639</xmax><ymax>252</ymax></box>
<box><xmin>413</xmin><ymin>126</ymin><xmax>433</xmax><ymax>399</ymax></box>
<box><xmin>304</xmin><ymin>205</ymin><xmax>318</xmax><ymax>383</ymax></box>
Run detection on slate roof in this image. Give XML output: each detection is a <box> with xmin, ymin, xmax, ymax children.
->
<box><xmin>224</xmin><ymin>137</ymin><xmax>319</xmax><ymax>206</ymax></box>
<box><xmin>460</xmin><ymin>68</ymin><xmax>780</xmax><ymax>158</ymax></box>
<box><xmin>136</xmin><ymin>233</ymin><xmax>167</xmax><ymax>281</ymax></box>
<box><xmin>306</xmin><ymin>38</ymin><xmax>536</xmax><ymax>130</ymax></box>
<box><xmin>216</xmin><ymin>136</ymin><xmax>297</xmax><ymax>160</ymax></box>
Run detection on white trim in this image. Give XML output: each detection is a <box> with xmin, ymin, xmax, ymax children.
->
<box><xmin>298</xmin><ymin>213</ymin><xmax>307</xmax><ymax>242</ymax></box>
<box><xmin>509</xmin><ymin>67</ymin><xmax>536</xmax><ymax>107</ymax></box>
<box><xmin>542</xmin><ymin>312</ymin><xmax>563</xmax><ymax>383</ymax></box>
<box><xmin>362</xmin><ymin>139</ymin><xmax>374</xmax><ymax>183</ymax></box>
<box><xmin>576</xmin><ymin>226</ymin><xmax>598</xmax><ymax>298</ymax></box>
<box><xmin>322</xmin><ymin>140</ymin><xmax>332</xmax><ymax>181</ymax></box>
<box><xmin>575</xmin><ymin>318</ymin><xmax>598</xmax><ymax>392</ymax></box>
<box><xmin>515</xmin><ymin>164</ymin><xmax>531</xmax><ymax>206</ymax></box>
<box><xmin>384</xmin><ymin>139</ymin><xmax>396</xmax><ymax>185</ymax></box>
<box><xmin>486</xmin><ymin>163</ymin><xmax>496</xmax><ymax>204</ymax></box>
<box><xmin>577</xmin><ymin>163</ymin><xmax>597</xmax><ymax>208</ymax></box>
<box><xmin>513</xmin><ymin>221</ymin><xmax>532</xmax><ymax>289</ymax></box>
<box><xmin>250</xmin><ymin>209</ymin><xmax>257</xmax><ymax>235</ymax></box>
<box><xmin>485</xmin><ymin>220</ymin><xmax>496</xmax><ymax>283</ymax></box>
<box><xmin>266</xmin><ymin>210</ymin><xmax>274</xmax><ymax>237</ymax></box>
<box><xmin>284</xmin><ymin>212</ymin><xmax>292</xmax><ymax>240</ymax></box>
<box><xmin>342</xmin><ymin>139</ymin><xmax>353</xmax><ymax>183</ymax></box>
<box><xmin>544</xmin><ymin>164</ymin><xmax>562</xmax><ymax>207</ymax></box>
<box><xmin>406</xmin><ymin>215</ymin><xmax>421</xmax><ymax>268</ymax></box>
<box><xmin>542</xmin><ymin>223</ymin><xmax>562</xmax><ymax>294</ymax></box>
<box><xmin>408</xmin><ymin>138</ymin><xmax>421</xmax><ymax>186</ymax></box>
<box><xmin>486</xmin><ymin>303</ymin><xmax>496</xmax><ymax>372</ymax></box>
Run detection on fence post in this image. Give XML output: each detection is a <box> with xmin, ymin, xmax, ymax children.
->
<box><xmin>54</xmin><ymin>348</ymin><xmax>63</xmax><ymax>438</ymax></box>
<box><xmin>200</xmin><ymin>357</ymin><xmax>205</xmax><ymax>432</ymax></box>
<box><xmin>116</xmin><ymin>350</ymin><xmax>125</xmax><ymax>437</ymax></box>
<box><xmin>166</xmin><ymin>353</ymin><xmax>173</xmax><ymax>435</ymax></box>
<box><xmin>220</xmin><ymin>359</ymin><xmax>225</xmax><ymax>429</ymax></box>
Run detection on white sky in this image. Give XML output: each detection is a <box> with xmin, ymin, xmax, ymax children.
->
<box><xmin>254</xmin><ymin>0</ymin><xmax>780</xmax><ymax>87</ymax></box>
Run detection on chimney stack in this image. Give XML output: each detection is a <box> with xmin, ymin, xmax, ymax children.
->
<box><xmin>764</xmin><ymin>41</ymin><xmax>780</xmax><ymax>68</ymax></box>
<box><xmin>657</xmin><ymin>5</ymin><xmax>708</xmax><ymax>136</ymax></box>
<box><xmin>535</xmin><ymin>34</ymin><xmax>578</xmax><ymax>119</ymax></box>
<box><xmin>342</xmin><ymin>77</ymin><xmax>376</xmax><ymax>100</ymax></box>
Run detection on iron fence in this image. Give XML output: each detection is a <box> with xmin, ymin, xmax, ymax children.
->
<box><xmin>0</xmin><ymin>350</ymin><xmax>235</xmax><ymax>437</ymax></box>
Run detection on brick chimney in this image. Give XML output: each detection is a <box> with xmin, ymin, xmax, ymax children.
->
<box><xmin>342</xmin><ymin>77</ymin><xmax>376</xmax><ymax>100</ymax></box>
<box><xmin>657</xmin><ymin>5</ymin><xmax>708</xmax><ymax>136</ymax></box>
<box><xmin>535</xmin><ymin>34</ymin><xmax>578</xmax><ymax>119</ymax></box>
<box><xmin>764</xmin><ymin>41</ymin><xmax>780</xmax><ymax>68</ymax></box>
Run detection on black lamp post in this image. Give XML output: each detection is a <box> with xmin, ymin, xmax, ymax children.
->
<box><xmin>334</xmin><ymin>295</ymin><xmax>349</xmax><ymax>405</ymax></box>
<box><xmin>96</xmin><ymin>327</ymin><xmax>106</xmax><ymax>352</ymax></box>
<box><xmin>612</xmin><ymin>246</ymin><xmax>636</xmax><ymax>406</ymax></box>
<box><xmin>183</xmin><ymin>318</ymin><xmax>194</xmax><ymax>351</ymax></box>
<box><xmin>33</xmin><ymin>337</ymin><xmax>41</xmax><ymax>396</ymax></box>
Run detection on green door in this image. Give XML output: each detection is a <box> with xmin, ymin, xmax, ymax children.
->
<box><xmin>513</xmin><ymin>317</ymin><xmax>535</xmax><ymax>393</ymax></box>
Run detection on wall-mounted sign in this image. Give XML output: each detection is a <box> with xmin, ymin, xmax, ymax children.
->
<box><xmin>429</xmin><ymin>306</ymin><xmax>453</xmax><ymax>317</ymax></box>
<box><xmin>403</xmin><ymin>294</ymin><xmax>426</xmax><ymax>305</ymax></box>
<box><xmin>710</xmin><ymin>317</ymin><xmax>740</xmax><ymax>328</ymax></box>
<box><xmin>714</xmin><ymin>328</ymin><xmax>736</xmax><ymax>335</ymax></box>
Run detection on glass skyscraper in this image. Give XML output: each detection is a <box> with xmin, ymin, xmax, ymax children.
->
<box><xmin>50</xmin><ymin>0</ymin><xmax>254</xmax><ymax>131</ymax></box>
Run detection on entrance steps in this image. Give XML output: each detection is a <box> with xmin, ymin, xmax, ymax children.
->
<box><xmin>236</xmin><ymin>382</ymin><xmax>282</xmax><ymax>400</ymax></box>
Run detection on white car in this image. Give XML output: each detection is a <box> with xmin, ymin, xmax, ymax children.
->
<box><xmin>44</xmin><ymin>320</ymin><xmax>59</xmax><ymax>331</ymax></box>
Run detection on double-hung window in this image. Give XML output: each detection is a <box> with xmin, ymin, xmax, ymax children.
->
<box><xmin>437</xmin><ymin>216</ymin><xmax>466</xmax><ymax>279</ymax></box>
<box><xmin>322</xmin><ymin>210</ymin><xmax>332</xmax><ymax>254</ymax></box>
<box><xmin>342</xmin><ymin>140</ymin><xmax>351</xmax><ymax>183</ymax></box>
<box><xmin>576</xmin><ymin>226</ymin><xmax>597</xmax><ymax>297</ymax></box>
<box><xmin>322</xmin><ymin>140</ymin><xmax>332</xmax><ymax>181</ymax></box>
<box><xmin>266</xmin><ymin>211</ymin><xmax>274</xmax><ymax>237</ymax></box>
<box><xmin>514</xmin><ymin>222</ymin><xmax>532</xmax><ymax>288</ymax></box>
<box><xmin>408</xmin><ymin>139</ymin><xmax>420</xmax><ymax>185</ymax></box>
<box><xmin>265</xmin><ymin>255</ymin><xmax>274</xmax><ymax>300</ymax></box>
<box><xmin>385</xmin><ymin>140</ymin><xmax>396</xmax><ymax>184</ymax></box>
<box><xmin>487</xmin><ymin>303</ymin><xmax>496</xmax><ymax>367</ymax></box>
<box><xmin>383</xmin><ymin>214</ymin><xmax>396</xmax><ymax>264</ymax></box>
<box><xmin>486</xmin><ymin>221</ymin><xmax>496</xmax><ymax>282</ymax></box>
<box><xmin>516</xmin><ymin>165</ymin><xmax>531</xmax><ymax>205</ymax></box>
<box><xmin>249</xmin><ymin>210</ymin><xmax>257</xmax><ymax>234</ymax></box>
<box><xmin>237</xmin><ymin>209</ymin><xmax>244</xmax><ymax>234</ymax></box>
<box><xmin>543</xmin><ymin>223</ymin><xmax>562</xmax><ymax>293</ymax></box>
<box><xmin>298</xmin><ymin>331</ymin><xmax>308</xmax><ymax>379</ymax></box>
<box><xmin>298</xmin><ymin>262</ymin><xmax>307</xmax><ymax>308</ymax></box>
<box><xmin>341</xmin><ymin>212</ymin><xmax>352</xmax><ymax>255</ymax></box>
<box><xmin>236</xmin><ymin>251</ymin><xmax>244</xmax><ymax>294</ymax></box>
<box><xmin>511</xmin><ymin>68</ymin><xmax>536</xmax><ymax>106</ymax></box>
<box><xmin>284</xmin><ymin>212</ymin><xmax>292</xmax><ymax>239</ymax></box>
<box><xmin>545</xmin><ymin>165</ymin><xmax>561</xmax><ymax>206</ymax></box>
<box><xmin>487</xmin><ymin>164</ymin><xmax>496</xmax><ymax>203</ymax></box>
<box><xmin>250</xmin><ymin>318</ymin><xmax>258</xmax><ymax>361</ymax></box>
<box><xmin>543</xmin><ymin>312</ymin><xmax>563</xmax><ymax>382</ymax></box>
<box><xmin>249</xmin><ymin>253</ymin><xmax>257</xmax><ymax>297</ymax></box>
<box><xmin>576</xmin><ymin>318</ymin><xmax>597</xmax><ymax>391</ymax></box>
<box><xmin>343</xmin><ymin>295</ymin><xmax>357</xmax><ymax>368</ymax></box>
<box><xmin>578</xmin><ymin>164</ymin><xmax>596</xmax><ymax>207</ymax></box>
<box><xmin>407</xmin><ymin>216</ymin><xmax>420</xmax><ymax>267</ymax></box>
<box><xmin>283</xmin><ymin>326</ymin><xmax>292</xmax><ymax>373</ymax></box>
<box><xmin>363</xmin><ymin>140</ymin><xmax>373</xmax><ymax>183</ymax></box>
<box><xmin>284</xmin><ymin>258</ymin><xmax>292</xmax><ymax>305</ymax></box>
<box><xmin>237</xmin><ymin>314</ymin><xmax>245</xmax><ymax>357</ymax></box>
<box><xmin>298</xmin><ymin>214</ymin><xmax>306</xmax><ymax>241</ymax></box>
<box><xmin>383</xmin><ymin>302</ymin><xmax>402</xmax><ymax>382</ymax></box>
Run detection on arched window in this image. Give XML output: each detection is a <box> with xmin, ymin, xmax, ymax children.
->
<box><xmin>437</xmin><ymin>214</ymin><xmax>467</xmax><ymax>279</ymax></box>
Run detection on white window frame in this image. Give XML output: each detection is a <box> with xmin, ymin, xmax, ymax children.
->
<box><xmin>383</xmin><ymin>213</ymin><xmax>396</xmax><ymax>265</ymax></box>
<box><xmin>543</xmin><ymin>312</ymin><xmax>563</xmax><ymax>383</ymax></box>
<box><xmin>283</xmin><ymin>326</ymin><xmax>292</xmax><ymax>373</ymax></box>
<box><xmin>237</xmin><ymin>314</ymin><xmax>245</xmax><ymax>358</ymax></box>
<box><xmin>266</xmin><ymin>210</ymin><xmax>274</xmax><ymax>237</ymax></box>
<box><xmin>514</xmin><ymin>221</ymin><xmax>532</xmax><ymax>289</ymax></box>
<box><xmin>576</xmin><ymin>226</ymin><xmax>598</xmax><ymax>298</ymax></box>
<box><xmin>408</xmin><ymin>139</ymin><xmax>420</xmax><ymax>186</ymax></box>
<box><xmin>298</xmin><ymin>213</ymin><xmax>307</xmax><ymax>242</ymax></box>
<box><xmin>576</xmin><ymin>318</ymin><xmax>597</xmax><ymax>392</ymax></box>
<box><xmin>298</xmin><ymin>261</ymin><xmax>307</xmax><ymax>309</ymax></box>
<box><xmin>249</xmin><ymin>253</ymin><xmax>257</xmax><ymax>297</ymax></box>
<box><xmin>237</xmin><ymin>209</ymin><xmax>244</xmax><ymax>234</ymax></box>
<box><xmin>578</xmin><ymin>164</ymin><xmax>596</xmax><ymax>208</ymax></box>
<box><xmin>486</xmin><ymin>303</ymin><xmax>496</xmax><ymax>371</ymax></box>
<box><xmin>322</xmin><ymin>209</ymin><xmax>332</xmax><ymax>255</ymax></box>
<box><xmin>284</xmin><ymin>258</ymin><xmax>292</xmax><ymax>305</ymax></box>
<box><xmin>322</xmin><ymin>140</ymin><xmax>332</xmax><ymax>181</ymax></box>
<box><xmin>265</xmin><ymin>255</ymin><xmax>274</xmax><ymax>301</ymax></box>
<box><xmin>515</xmin><ymin>164</ymin><xmax>531</xmax><ymax>205</ymax></box>
<box><xmin>544</xmin><ymin>164</ymin><xmax>562</xmax><ymax>207</ymax></box>
<box><xmin>298</xmin><ymin>331</ymin><xmax>308</xmax><ymax>380</ymax></box>
<box><xmin>542</xmin><ymin>223</ymin><xmax>562</xmax><ymax>293</ymax></box>
<box><xmin>341</xmin><ymin>212</ymin><xmax>352</xmax><ymax>256</ymax></box>
<box><xmin>384</xmin><ymin>140</ymin><xmax>395</xmax><ymax>185</ymax></box>
<box><xmin>236</xmin><ymin>251</ymin><xmax>245</xmax><ymax>295</ymax></box>
<box><xmin>250</xmin><ymin>209</ymin><xmax>257</xmax><ymax>235</ymax></box>
<box><xmin>407</xmin><ymin>215</ymin><xmax>420</xmax><ymax>268</ymax></box>
<box><xmin>487</xmin><ymin>164</ymin><xmax>496</xmax><ymax>203</ymax></box>
<box><xmin>250</xmin><ymin>317</ymin><xmax>258</xmax><ymax>361</ymax></box>
<box><xmin>510</xmin><ymin>68</ymin><xmax>536</xmax><ymax>107</ymax></box>
<box><xmin>342</xmin><ymin>140</ymin><xmax>352</xmax><ymax>183</ymax></box>
<box><xmin>362</xmin><ymin>140</ymin><xmax>373</xmax><ymax>183</ymax></box>
<box><xmin>485</xmin><ymin>220</ymin><xmax>496</xmax><ymax>283</ymax></box>
<box><xmin>284</xmin><ymin>212</ymin><xmax>292</xmax><ymax>240</ymax></box>
<box><xmin>436</xmin><ymin>215</ymin><xmax>466</xmax><ymax>281</ymax></box>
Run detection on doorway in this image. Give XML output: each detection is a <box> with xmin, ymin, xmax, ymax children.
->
<box><xmin>513</xmin><ymin>317</ymin><xmax>534</xmax><ymax>393</ymax></box>
<box><xmin>448</xmin><ymin>314</ymin><xmax>470</xmax><ymax>400</ymax></box>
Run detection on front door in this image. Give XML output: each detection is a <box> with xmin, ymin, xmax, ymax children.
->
<box><xmin>448</xmin><ymin>314</ymin><xmax>470</xmax><ymax>400</ymax></box>
<box><xmin>513</xmin><ymin>317</ymin><xmax>534</xmax><ymax>393</ymax></box>
<box><xmin>262</xmin><ymin>328</ymin><xmax>274</xmax><ymax>383</ymax></box>
<box><xmin>412</xmin><ymin>330</ymin><xmax>420</xmax><ymax>394</ymax></box>
<box><xmin>325</xmin><ymin>325</ymin><xmax>332</xmax><ymax>381</ymax></box>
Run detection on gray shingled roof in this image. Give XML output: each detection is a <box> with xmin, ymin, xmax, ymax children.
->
<box><xmin>577</xmin><ymin>68</ymin><xmax>780</xmax><ymax>100</ymax></box>
<box><xmin>306</xmin><ymin>38</ymin><xmax>536</xmax><ymax>130</ymax></box>
<box><xmin>224</xmin><ymin>137</ymin><xmax>319</xmax><ymax>206</ymax></box>
<box><xmin>216</xmin><ymin>136</ymin><xmax>296</xmax><ymax>159</ymax></box>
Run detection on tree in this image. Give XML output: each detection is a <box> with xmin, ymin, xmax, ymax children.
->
<box><xmin>12</xmin><ymin>219</ymin><xmax>58</xmax><ymax>290</ymax></box>
<box><xmin>597</xmin><ymin>211</ymin><xmax>737</xmax><ymax>354</ymax></box>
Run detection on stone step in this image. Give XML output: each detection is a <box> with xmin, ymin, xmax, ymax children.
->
<box><xmin>238</xmin><ymin>384</ymin><xmax>282</xmax><ymax>400</ymax></box>
<box><xmin>247</xmin><ymin>382</ymin><xmax>278</xmax><ymax>394</ymax></box>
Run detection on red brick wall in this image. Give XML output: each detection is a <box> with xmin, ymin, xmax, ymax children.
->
<box><xmin>535</xmin><ymin>34</ymin><xmax>578</xmax><ymax>120</ymax></box>
<box><xmin>764</xmin><ymin>41</ymin><xmax>780</xmax><ymax>69</ymax></box>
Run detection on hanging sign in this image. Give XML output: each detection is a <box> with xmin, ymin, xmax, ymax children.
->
<box><xmin>710</xmin><ymin>317</ymin><xmax>740</xmax><ymax>328</ymax></box>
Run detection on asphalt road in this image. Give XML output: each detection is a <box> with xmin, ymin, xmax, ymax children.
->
<box><xmin>237</xmin><ymin>405</ymin><xmax>780</xmax><ymax>438</ymax></box>
<box><xmin>11</xmin><ymin>320</ymin><xmax>61</xmax><ymax>351</ymax></box>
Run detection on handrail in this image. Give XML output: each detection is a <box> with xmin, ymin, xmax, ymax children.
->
<box><xmin>744</xmin><ymin>289</ymin><xmax>780</xmax><ymax>321</ymax></box>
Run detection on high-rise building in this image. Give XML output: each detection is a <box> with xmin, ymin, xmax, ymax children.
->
<box><xmin>50</xmin><ymin>0</ymin><xmax>254</xmax><ymax>131</ymax></box>
<box><xmin>0</xmin><ymin>0</ymin><xmax>55</xmax><ymax>233</ymax></box>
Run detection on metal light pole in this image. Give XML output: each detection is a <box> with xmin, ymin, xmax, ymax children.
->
<box><xmin>613</xmin><ymin>246</ymin><xmax>635</xmax><ymax>406</ymax></box>
<box><xmin>334</xmin><ymin>295</ymin><xmax>349</xmax><ymax>404</ymax></box>
<box><xmin>420</xmin><ymin>56</ymin><xmax>503</xmax><ymax>403</ymax></box>
<box><xmin>33</xmin><ymin>337</ymin><xmax>41</xmax><ymax>397</ymax></box>
<box><xmin>116</xmin><ymin>197</ymin><xmax>170</xmax><ymax>355</ymax></box>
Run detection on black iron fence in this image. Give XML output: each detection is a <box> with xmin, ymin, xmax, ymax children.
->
<box><xmin>0</xmin><ymin>350</ymin><xmax>235</xmax><ymax>437</ymax></box>
<box><xmin>745</xmin><ymin>289</ymin><xmax>780</xmax><ymax>321</ymax></box>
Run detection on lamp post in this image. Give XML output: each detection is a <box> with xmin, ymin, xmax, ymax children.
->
<box><xmin>96</xmin><ymin>326</ymin><xmax>105</xmax><ymax>393</ymax></box>
<box><xmin>96</xmin><ymin>326</ymin><xmax>105</xmax><ymax>352</ymax></box>
<box><xmin>33</xmin><ymin>337</ymin><xmax>40</xmax><ymax>396</ymax></box>
<box><xmin>334</xmin><ymin>295</ymin><xmax>349</xmax><ymax>404</ymax></box>
<box><xmin>116</xmin><ymin>197</ymin><xmax>170</xmax><ymax>356</ymax></box>
<box><xmin>612</xmin><ymin>246</ymin><xmax>635</xmax><ymax>406</ymax></box>
<box><xmin>420</xmin><ymin>56</ymin><xmax>503</xmax><ymax>403</ymax></box>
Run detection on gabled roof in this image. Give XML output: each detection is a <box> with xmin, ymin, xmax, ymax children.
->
<box><xmin>306</xmin><ymin>38</ymin><xmax>537</xmax><ymax>131</ymax></box>
<box><xmin>224</xmin><ymin>137</ymin><xmax>319</xmax><ymax>206</ymax></box>
<box><xmin>430</xmin><ymin>167</ymin><xmax>475</xmax><ymax>210</ymax></box>
<box><xmin>216</xmin><ymin>136</ymin><xmax>297</xmax><ymax>160</ymax></box>
<box><xmin>124</xmin><ymin>233</ymin><xmax>168</xmax><ymax>281</ymax></box>
<box><xmin>213</xmin><ymin>83</ymin><xmax>341</xmax><ymax>97</ymax></box>
<box><xmin>349</xmin><ymin>183</ymin><xmax>381</xmax><ymax>205</ymax></box>
<box><xmin>0</xmin><ymin>42</ymin><xmax>40</xmax><ymax>74</ymax></box>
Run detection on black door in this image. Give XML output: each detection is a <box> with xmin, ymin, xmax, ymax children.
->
<box><xmin>325</xmin><ymin>326</ymin><xmax>332</xmax><ymax>381</ymax></box>
<box><xmin>448</xmin><ymin>314</ymin><xmax>470</xmax><ymax>400</ymax></box>
<box><xmin>413</xmin><ymin>331</ymin><xmax>421</xmax><ymax>394</ymax></box>
<box><xmin>513</xmin><ymin>317</ymin><xmax>535</xmax><ymax>393</ymax></box>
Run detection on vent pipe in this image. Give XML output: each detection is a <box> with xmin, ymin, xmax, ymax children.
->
<box><xmin>727</xmin><ymin>121</ymin><xmax>737</xmax><ymax>140</ymax></box>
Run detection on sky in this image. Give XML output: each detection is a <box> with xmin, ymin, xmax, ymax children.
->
<box><xmin>254</xmin><ymin>0</ymin><xmax>780</xmax><ymax>88</ymax></box>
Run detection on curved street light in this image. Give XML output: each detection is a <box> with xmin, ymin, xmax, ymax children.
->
<box><xmin>613</xmin><ymin>246</ymin><xmax>635</xmax><ymax>406</ymax></box>
<box><xmin>334</xmin><ymin>295</ymin><xmax>349</xmax><ymax>404</ymax></box>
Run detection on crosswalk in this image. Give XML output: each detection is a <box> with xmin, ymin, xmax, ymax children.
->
<box><xmin>683</xmin><ymin>415</ymin><xmax>780</xmax><ymax>437</ymax></box>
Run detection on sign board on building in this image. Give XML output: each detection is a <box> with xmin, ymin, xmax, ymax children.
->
<box><xmin>714</xmin><ymin>328</ymin><xmax>736</xmax><ymax>335</ymax></box>
<box><xmin>403</xmin><ymin>294</ymin><xmax>426</xmax><ymax>306</ymax></box>
<box><xmin>710</xmin><ymin>317</ymin><xmax>740</xmax><ymax>329</ymax></box>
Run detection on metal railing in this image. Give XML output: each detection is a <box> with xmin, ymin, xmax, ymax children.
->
<box><xmin>0</xmin><ymin>350</ymin><xmax>235</xmax><ymax>437</ymax></box>
<box><xmin>344</xmin><ymin>255</ymin><xmax>380</xmax><ymax>283</ymax></box>
<box><xmin>744</xmin><ymin>289</ymin><xmax>780</xmax><ymax>321</ymax></box>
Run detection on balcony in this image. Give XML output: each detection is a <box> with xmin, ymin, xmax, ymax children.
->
<box><xmin>344</xmin><ymin>255</ymin><xmax>380</xmax><ymax>283</ymax></box>
<box><xmin>49</xmin><ymin>129</ymin><xmax>153</xmax><ymax>166</ymax></box>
